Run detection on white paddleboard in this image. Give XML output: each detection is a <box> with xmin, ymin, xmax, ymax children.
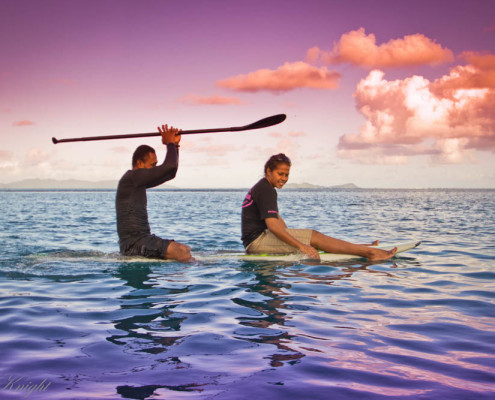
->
<box><xmin>236</xmin><ymin>240</ymin><xmax>420</xmax><ymax>262</ymax></box>
<box><xmin>201</xmin><ymin>240</ymin><xmax>421</xmax><ymax>263</ymax></box>
<box><xmin>29</xmin><ymin>241</ymin><xmax>420</xmax><ymax>264</ymax></box>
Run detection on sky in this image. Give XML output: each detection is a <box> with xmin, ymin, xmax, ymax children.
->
<box><xmin>1</xmin><ymin>0</ymin><xmax>494</xmax><ymax>188</ymax></box>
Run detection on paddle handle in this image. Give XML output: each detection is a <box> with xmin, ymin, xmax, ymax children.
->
<box><xmin>53</xmin><ymin>127</ymin><xmax>234</xmax><ymax>144</ymax></box>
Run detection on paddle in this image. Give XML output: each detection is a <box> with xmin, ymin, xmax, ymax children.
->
<box><xmin>52</xmin><ymin>114</ymin><xmax>286</xmax><ymax>144</ymax></box>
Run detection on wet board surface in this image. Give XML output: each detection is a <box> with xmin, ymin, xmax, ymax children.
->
<box><xmin>212</xmin><ymin>240</ymin><xmax>421</xmax><ymax>262</ymax></box>
<box><xmin>30</xmin><ymin>241</ymin><xmax>421</xmax><ymax>264</ymax></box>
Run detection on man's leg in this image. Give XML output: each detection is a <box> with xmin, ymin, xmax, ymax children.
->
<box><xmin>310</xmin><ymin>230</ymin><xmax>396</xmax><ymax>261</ymax></box>
<box><xmin>165</xmin><ymin>241</ymin><xmax>194</xmax><ymax>262</ymax></box>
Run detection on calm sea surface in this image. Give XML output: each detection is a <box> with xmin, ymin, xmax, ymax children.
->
<box><xmin>0</xmin><ymin>189</ymin><xmax>494</xmax><ymax>400</ymax></box>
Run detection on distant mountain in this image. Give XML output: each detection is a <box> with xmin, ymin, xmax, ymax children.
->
<box><xmin>1</xmin><ymin>179</ymin><xmax>357</xmax><ymax>190</ymax></box>
<box><xmin>330</xmin><ymin>183</ymin><xmax>360</xmax><ymax>189</ymax></box>
<box><xmin>0</xmin><ymin>179</ymin><xmax>179</xmax><ymax>190</ymax></box>
<box><xmin>284</xmin><ymin>182</ymin><xmax>359</xmax><ymax>189</ymax></box>
<box><xmin>0</xmin><ymin>179</ymin><xmax>119</xmax><ymax>190</ymax></box>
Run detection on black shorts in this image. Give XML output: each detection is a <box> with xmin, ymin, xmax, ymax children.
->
<box><xmin>121</xmin><ymin>234</ymin><xmax>173</xmax><ymax>259</ymax></box>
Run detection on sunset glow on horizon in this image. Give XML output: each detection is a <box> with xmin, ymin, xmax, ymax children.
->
<box><xmin>1</xmin><ymin>0</ymin><xmax>494</xmax><ymax>188</ymax></box>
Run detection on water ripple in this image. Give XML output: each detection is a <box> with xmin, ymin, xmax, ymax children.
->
<box><xmin>0</xmin><ymin>190</ymin><xmax>494</xmax><ymax>399</ymax></box>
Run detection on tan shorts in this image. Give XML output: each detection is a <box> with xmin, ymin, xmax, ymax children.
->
<box><xmin>246</xmin><ymin>229</ymin><xmax>313</xmax><ymax>254</ymax></box>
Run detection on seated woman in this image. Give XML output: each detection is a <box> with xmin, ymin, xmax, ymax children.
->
<box><xmin>241</xmin><ymin>153</ymin><xmax>396</xmax><ymax>261</ymax></box>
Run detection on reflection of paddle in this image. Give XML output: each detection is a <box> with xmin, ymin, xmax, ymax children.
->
<box><xmin>52</xmin><ymin>114</ymin><xmax>286</xmax><ymax>144</ymax></box>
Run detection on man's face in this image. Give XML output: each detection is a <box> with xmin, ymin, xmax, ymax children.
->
<box><xmin>136</xmin><ymin>152</ymin><xmax>158</xmax><ymax>169</ymax></box>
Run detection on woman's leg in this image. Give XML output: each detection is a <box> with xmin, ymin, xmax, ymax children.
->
<box><xmin>310</xmin><ymin>230</ymin><xmax>396</xmax><ymax>261</ymax></box>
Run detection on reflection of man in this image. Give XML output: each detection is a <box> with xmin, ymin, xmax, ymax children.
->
<box><xmin>116</xmin><ymin>124</ymin><xmax>193</xmax><ymax>262</ymax></box>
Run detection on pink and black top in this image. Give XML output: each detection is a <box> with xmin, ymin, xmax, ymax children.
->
<box><xmin>241</xmin><ymin>178</ymin><xmax>279</xmax><ymax>248</ymax></box>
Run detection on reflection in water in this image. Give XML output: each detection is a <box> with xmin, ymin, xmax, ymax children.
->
<box><xmin>108</xmin><ymin>260</ymin><xmax>397</xmax><ymax>398</ymax></box>
<box><xmin>109</xmin><ymin>264</ymin><xmax>190</xmax><ymax>353</ymax></box>
<box><xmin>6</xmin><ymin>253</ymin><xmax>494</xmax><ymax>399</ymax></box>
<box><xmin>90</xmin><ymin>249</ymin><xmax>495</xmax><ymax>399</ymax></box>
<box><xmin>117</xmin><ymin>383</ymin><xmax>206</xmax><ymax>399</ymax></box>
<box><xmin>2</xmin><ymin>190</ymin><xmax>494</xmax><ymax>399</ymax></box>
<box><xmin>233</xmin><ymin>262</ymin><xmax>305</xmax><ymax>368</ymax></box>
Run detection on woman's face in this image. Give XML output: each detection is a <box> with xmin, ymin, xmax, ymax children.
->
<box><xmin>266</xmin><ymin>163</ymin><xmax>290</xmax><ymax>189</ymax></box>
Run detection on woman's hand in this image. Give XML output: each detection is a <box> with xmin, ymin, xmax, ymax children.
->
<box><xmin>266</xmin><ymin>218</ymin><xmax>320</xmax><ymax>260</ymax></box>
<box><xmin>299</xmin><ymin>244</ymin><xmax>320</xmax><ymax>260</ymax></box>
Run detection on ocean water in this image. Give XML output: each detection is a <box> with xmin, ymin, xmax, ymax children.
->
<box><xmin>0</xmin><ymin>189</ymin><xmax>494</xmax><ymax>400</ymax></box>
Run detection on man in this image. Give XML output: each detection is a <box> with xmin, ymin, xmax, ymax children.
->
<box><xmin>116</xmin><ymin>124</ymin><xmax>193</xmax><ymax>262</ymax></box>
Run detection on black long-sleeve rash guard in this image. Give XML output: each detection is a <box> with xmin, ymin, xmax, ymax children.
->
<box><xmin>115</xmin><ymin>143</ymin><xmax>178</xmax><ymax>249</ymax></box>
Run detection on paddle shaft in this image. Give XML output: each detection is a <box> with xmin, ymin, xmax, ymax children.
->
<box><xmin>52</xmin><ymin>114</ymin><xmax>286</xmax><ymax>144</ymax></box>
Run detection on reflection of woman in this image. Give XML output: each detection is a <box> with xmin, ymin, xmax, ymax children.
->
<box><xmin>241</xmin><ymin>154</ymin><xmax>397</xmax><ymax>261</ymax></box>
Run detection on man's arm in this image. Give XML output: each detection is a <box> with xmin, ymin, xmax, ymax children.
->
<box><xmin>132</xmin><ymin>124</ymin><xmax>181</xmax><ymax>188</ymax></box>
<box><xmin>142</xmin><ymin>143</ymin><xmax>179</xmax><ymax>188</ymax></box>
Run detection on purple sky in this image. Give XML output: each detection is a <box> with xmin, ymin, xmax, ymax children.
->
<box><xmin>1</xmin><ymin>0</ymin><xmax>494</xmax><ymax>188</ymax></box>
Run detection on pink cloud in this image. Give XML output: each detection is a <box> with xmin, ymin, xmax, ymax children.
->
<box><xmin>25</xmin><ymin>148</ymin><xmax>49</xmax><ymax>166</ymax></box>
<box><xmin>269</xmin><ymin>131</ymin><xmax>306</xmax><ymax>139</ymax></box>
<box><xmin>485</xmin><ymin>22</ymin><xmax>495</xmax><ymax>32</ymax></box>
<box><xmin>274</xmin><ymin>138</ymin><xmax>297</xmax><ymax>156</ymax></box>
<box><xmin>306</xmin><ymin>46</ymin><xmax>321</xmax><ymax>64</ymax></box>
<box><xmin>337</xmin><ymin>60</ymin><xmax>495</xmax><ymax>164</ymax></box>
<box><xmin>50</xmin><ymin>78</ymin><xmax>77</xmax><ymax>87</ymax></box>
<box><xmin>432</xmin><ymin>52</ymin><xmax>495</xmax><ymax>94</ymax></box>
<box><xmin>12</xmin><ymin>120</ymin><xmax>35</xmax><ymax>127</ymax></box>
<box><xmin>309</xmin><ymin>28</ymin><xmax>454</xmax><ymax>68</ymax></box>
<box><xmin>253</xmin><ymin>139</ymin><xmax>299</xmax><ymax>162</ymax></box>
<box><xmin>216</xmin><ymin>61</ymin><xmax>340</xmax><ymax>93</ymax></box>
<box><xmin>110</xmin><ymin>146</ymin><xmax>131</xmax><ymax>154</ymax></box>
<box><xmin>0</xmin><ymin>150</ymin><xmax>13</xmax><ymax>160</ymax></box>
<box><xmin>185</xmin><ymin>143</ymin><xmax>243</xmax><ymax>157</ymax></box>
<box><xmin>180</xmin><ymin>94</ymin><xmax>243</xmax><ymax>105</ymax></box>
<box><xmin>288</xmin><ymin>131</ymin><xmax>306</xmax><ymax>137</ymax></box>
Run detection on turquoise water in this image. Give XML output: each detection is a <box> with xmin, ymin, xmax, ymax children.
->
<box><xmin>0</xmin><ymin>189</ymin><xmax>494</xmax><ymax>399</ymax></box>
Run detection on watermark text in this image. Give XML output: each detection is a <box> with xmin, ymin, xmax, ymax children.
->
<box><xmin>2</xmin><ymin>376</ymin><xmax>52</xmax><ymax>398</ymax></box>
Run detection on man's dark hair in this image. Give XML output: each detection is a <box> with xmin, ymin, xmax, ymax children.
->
<box><xmin>264</xmin><ymin>153</ymin><xmax>291</xmax><ymax>174</ymax></box>
<box><xmin>132</xmin><ymin>145</ymin><xmax>156</xmax><ymax>167</ymax></box>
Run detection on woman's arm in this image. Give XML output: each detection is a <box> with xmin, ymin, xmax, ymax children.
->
<box><xmin>265</xmin><ymin>217</ymin><xmax>320</xmax><ymax>259</ymax></box>
<box><xmin>277</xmin><ymin>214</ymin><xmax>288</xmax><ymax>229</ymax></box>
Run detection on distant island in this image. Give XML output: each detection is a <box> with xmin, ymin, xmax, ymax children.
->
<box><xmin>284</xmin><ymin>182</ymin><xmax>359</xmax><ymax>189</ymax></box>
<box><xmin>0</xmin><ymin>179</ymin><xmax>119</xmax><ymax>190</ymax></box>
<box><xmin>0</xmin><ymin>179</ymin><xmax>359</xmax><ymax>190</ymax></box>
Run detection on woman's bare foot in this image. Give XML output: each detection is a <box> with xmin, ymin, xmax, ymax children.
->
<box><xmin>367</xmin><ymin>247</ymin><xmax>397</xmax><ymax>261</ymax></box>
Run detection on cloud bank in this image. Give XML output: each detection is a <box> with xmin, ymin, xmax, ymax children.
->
<box><xmin>337</xmin><ymin>53</ymin><xmax>495</xmax><ymax>164</ymax></box>
<box><xmin>308</xmin><ymin>28</ymin><xmax>454</xmax><ymax>68</ymax></box>
<box><xmin>0</xmin><ymin>150</ymin><xmax>13</xmax><ymax>160</ymax></box>
<box><xmin>217</xmin><ymin>61</ymin><xmax>340</xmax><ymax>93</ymax></box>
<box><xmin>217</xmin><ymin>29</ymin><xmax>452</xmax><ymax>97</ymax></box>
<box><xmin>180</xmin><ymin>94</ymin><xmax>243</xmax><ymax>105</ymax></box>
<box><xmin>12</xmin><ymin>120</ymin><xmax>35</xmax><ymax>127</ymax></box>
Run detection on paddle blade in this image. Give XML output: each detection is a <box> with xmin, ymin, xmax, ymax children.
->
<box><xmin>246</xmin><ymin>114</ymin><xmax>286</xmax><ymax>130</ymax></box>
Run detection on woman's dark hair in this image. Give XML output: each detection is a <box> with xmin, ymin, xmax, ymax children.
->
<box><xmin>264</xmin><ymin>153</ymin><xmax>291</xmax><ymax>174</ymax></box>
<box><xmin>132</xmin><ymin>145</ymin><xmax>155</xmax><ymax>167</ymax></box>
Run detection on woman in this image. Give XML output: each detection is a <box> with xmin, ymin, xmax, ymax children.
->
<box><xmin>241</xmin><ymin>153</ymin><xmax>396</xmax><ymax>261</ymax></box>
